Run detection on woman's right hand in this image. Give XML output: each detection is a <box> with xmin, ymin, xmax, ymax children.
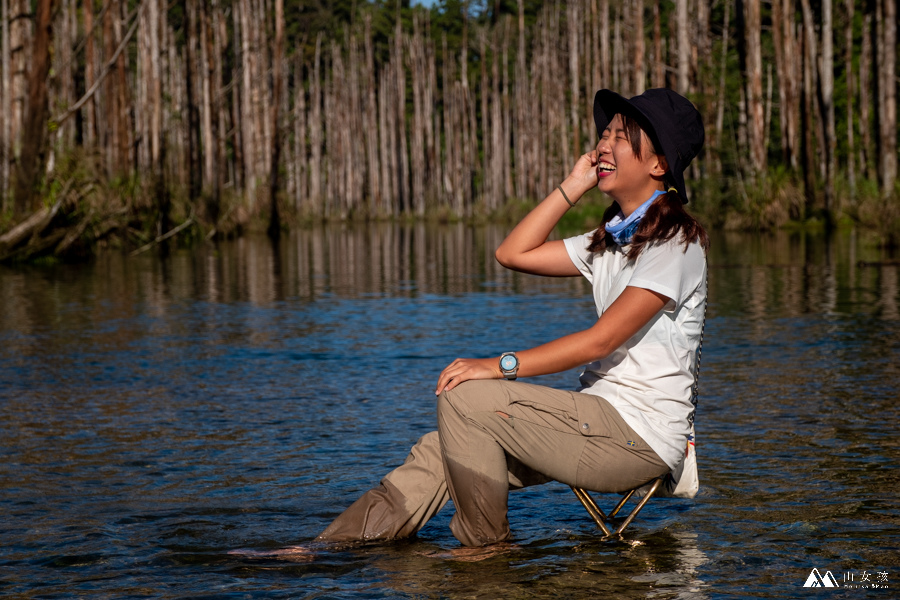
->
<box><xmin>564</xmin><ymin>147</ymin><xmax>600</xmax><ymax>198</ymax></box>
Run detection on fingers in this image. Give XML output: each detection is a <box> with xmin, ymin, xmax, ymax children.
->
<box><xmin>435</xmin><ymin>359</ymin><xmax>467</xmax><ymax>395</ymax></box>
<box><xmin>434</xmin><ymin>358</ymin><xmax>498</xmax><ymax>395</ymax></box>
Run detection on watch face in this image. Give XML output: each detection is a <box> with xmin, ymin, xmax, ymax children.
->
<box><xmin>500</xmin><ymin>354</ymin><xmax>518</xmax><ymax>371</ymax></box>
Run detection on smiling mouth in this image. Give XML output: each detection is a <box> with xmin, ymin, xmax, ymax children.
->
<box><xmin>597</xmin><ymin>162</ymin><xmax>616</xmax><ymax>176</ymax></box>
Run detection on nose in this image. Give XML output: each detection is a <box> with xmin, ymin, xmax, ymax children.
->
<box><xmin>596</xmin><ymin>138</ymin><xmax>610</xmax><ymax>155</ymax></box>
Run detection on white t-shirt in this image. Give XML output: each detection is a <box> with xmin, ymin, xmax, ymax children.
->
<box><xmin>564</xmin><ymin>231</ymin><xmax>707</xmax><ymax>469</ymax></box>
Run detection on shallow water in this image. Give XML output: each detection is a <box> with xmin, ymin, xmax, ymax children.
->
<box><xmin>1</xmin><ymin>224</ymin><xmax>898</xmax><ymax>598</ymax></box>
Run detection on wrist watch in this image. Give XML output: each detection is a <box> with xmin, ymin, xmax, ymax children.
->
<box><xmin>499</xmin><ymin>352</ymin><xmax>519</xmax><ymax>380</ymax></box>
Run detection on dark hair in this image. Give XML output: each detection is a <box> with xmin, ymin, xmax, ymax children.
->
<box><xmin>587</xmin><ymin>114</ymin><xmax>709</xmax><ymax>258</ymax></box>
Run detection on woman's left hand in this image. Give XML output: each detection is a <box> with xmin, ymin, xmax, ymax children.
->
<box><xmin>435</xmin><ymin>358</ymin><xmax>502</xmax><ymax>395</ymax></box>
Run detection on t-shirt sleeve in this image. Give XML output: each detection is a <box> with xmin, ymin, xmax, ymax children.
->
<box><xmin>563</xmin><ymin>230</ymin><xmax>597</xmax><ymax>283</ymax></box>
<box><xmin>629</xmin><ymin>238</ymin><xmax>705</xmax><ymax>311</ymax></box>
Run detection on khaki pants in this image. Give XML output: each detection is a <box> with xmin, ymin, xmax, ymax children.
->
<box><xmin>317</xmin><ymin>380</ymin><xmax>669</xmax><ymax>547</ymax></box>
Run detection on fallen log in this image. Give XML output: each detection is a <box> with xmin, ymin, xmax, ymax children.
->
<box><xmin>2</xmin><ymin>229</ymin><xmax>68</xmax><ymax>263</ymax></box>
<box><xmin>0</xmin><ymin>206</ymin><xmax>51</xmax><ymax>251</ymax></box>
<box><xmin>0</xmin><ymin>181</ymin><xmax>74</xmax><ymax>253</ymax></box>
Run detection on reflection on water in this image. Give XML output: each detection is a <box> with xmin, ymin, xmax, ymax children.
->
<box><xmin>1</xmin><ymin>223</ymin><xmax>898</xmax><ymax>598</ymax></box>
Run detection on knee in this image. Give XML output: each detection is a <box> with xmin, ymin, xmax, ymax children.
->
<box><xmin>436</xmin><ymin>387</ymin><xmax>457</xmax><ymax>421</ymax></box>
<box><xmin>437</xmin><ymin>380</ymin><xmax>504</xmax><ymax>420</ymax></box>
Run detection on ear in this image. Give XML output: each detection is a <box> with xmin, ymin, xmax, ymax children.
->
<box><xmin>650</xmin><ymin>154</ymin><xmax>669</xmax><ymax>177</ymax></box>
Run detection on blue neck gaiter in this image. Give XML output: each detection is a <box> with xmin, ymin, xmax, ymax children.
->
<box><xmin>604</xmin><ymin>190</ymin><xmax>666</xmax><ymax>246</ymax></box>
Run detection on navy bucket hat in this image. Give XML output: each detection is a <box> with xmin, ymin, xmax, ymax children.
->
<box><xmin>593</xmin><ymin>88</ymin><xmax>704</xmax><ymax>203</ymax></box>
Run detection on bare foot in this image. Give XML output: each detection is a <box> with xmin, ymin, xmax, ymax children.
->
<box><xmin>227</xmin><ymin>545</ymin><xmax>315</xmax><ymax>561</ymax></box>
<box><xmin>421</xmin><ymin>542</ymin><xmax>518</xmax><ymax>562</ymax></box>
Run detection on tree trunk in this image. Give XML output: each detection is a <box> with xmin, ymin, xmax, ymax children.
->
<box><xmin>600</xmin><ymin>0</ymin><xmax>610</xmax><ymax>87</ymax></box>
<box><xmin>844</xmin><ymin>0</ymin><xmax>856</xmax><ymax>198</ymax></box>
<box><xmin>742</xmin><ymin>0</ymin><xmax>765</xmax><ymax>175</ymax></box>
<box><xmin>771</xmin><ymin>0</ymin><xmax>798</xmax><ymax>171</ymax></box>
<box><xmin>268</xmin><ymin>0</ymin><xmax>283</xmax><ymax>237</ymax></box>
<box><xmin>632</xmin><ymin>0</ymin><xmax>644</xmax><ymax>94</ymax></box>
<box><xmin>395</xmin><ymin>13</ymin><xmax>409</xmax><ymax>213</ymax></box>
<box><xmin>876</xmin><ymin>0</ymin><xmax>897</xmax><ymax>194</ymax></box>
<box><xmin>514</xmin><ymin>0</ymin><xmax>527</xmax><ymax>200</ymax></box>
<box><xmin>239</xmin><ymin>0</ymin><xmax>255</xmax><ymax>196</ymax></box>
<box><xmin>800</xmin><ymin>2</ymin><xmax>817</xmax><ymax>215</ymax></box>
<box><xmin>310</xmin><ymin>34</ymin><xmax>322</xmax><ymax>213</ymax></box>
<box><xmin>13</xmin><ymin>0</ymin><xmax>56</xmax><ymax>216</ymax></box>
<box><xmin>363</xmin><ymin>14</ymin><xmax>380</xmax><ymax>214</ymax></box>
<box><xmin>820</xmin><ymin>0</ymin><xmax>835</xmax><ymax>219</ymax></box>
<box><xmin>676</xmin><ymin>0</ymin><xmax>688</xmax><ymax>94</ymax></box>
<box><xmin>567</xmin><ymin>0</ymin><xmax>580</xmax><ymax>153</ymax></box>
<box><xmin>410</xmin><ymin>16</ymin><xmax>426</xmax><ymax>214</ymax></box>
<box><xmin>82</xmin><ymin>0</ymin><xmax>97</xmax><ymax>148</ymax></box>
<box><xmin>114</xmin><ymin>0</ymin><xmax>131</xmax><ymax>173</ymax></box>
<box><xmin>713</xmin><ymin>0</ymin><xmax>730</xmax><ymax>175</ymax></box>
<box><xmin>1</xmin><ymin>0</ymin><xmax>11</xmax><ymax>202</ymax></box>
<box><xmin>860</xmin><ymin>12</ymin><xmax>873</xmax><ymax>182</ymax></box>
<box><xmin>199</xmin><ymin>0</ymin><xmax>216</xmax><ymax>213</ymax></box>
<box><xmin>9</xmin><ymin>0</ymin><xmax>29</xmax><ymax>165</ymax></box>
<box><xmin>183</xmin><ymin>0</ymin><xmax>201</xmax><ymax>201</ymax></box>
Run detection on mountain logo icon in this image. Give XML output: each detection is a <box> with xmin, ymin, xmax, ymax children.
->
<box><xmin>803</xmin><ymin>568</ymin><xmax>840</xmax><ymax>587</ymax></box>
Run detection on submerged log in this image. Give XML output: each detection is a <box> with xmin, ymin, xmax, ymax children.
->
<box><xmin>129</xmin><ymin>211</ymin><xmax>194</xmax><ymax>256</ymax></box>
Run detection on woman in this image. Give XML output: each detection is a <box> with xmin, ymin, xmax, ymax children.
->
<box><xmin>318</xmin><ymin>88</ymin><xmax>709</xmax><ymax>548</ymax></box>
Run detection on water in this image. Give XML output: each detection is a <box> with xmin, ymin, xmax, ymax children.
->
<box><xmin>1</xmin><ymin>224</ymin><xmax>898</xmax><ymax>598</ymax></box>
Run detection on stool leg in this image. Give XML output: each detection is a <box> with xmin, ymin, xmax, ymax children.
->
<box><xmin>612</xmin><ymin>477</ymin><xmax>663</xmax><ymax>537</ymax></box>
<box><xmin>570</xmin><ymin>486</ymin><xmax>613</xmax><ymax>537</ymax></box>
<box><xmin>608</xmin><ymin>488</ymin><xmax>637</xmax><ymax>520</ymax></box>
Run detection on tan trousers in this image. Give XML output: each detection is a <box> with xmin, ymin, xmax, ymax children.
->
<box><xmin>317</xmin><ymin>380</ymin><xmax>669</xmax><ymax>547</ymax></box>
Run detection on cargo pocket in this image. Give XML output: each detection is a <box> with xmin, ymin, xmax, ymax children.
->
<box><xmin>573</xmin><ymin>393</ymin><xmax>618</xmax><ymax>438</ymax></box>
<box><xmin>504</xmin><ymin>385</ymin><xmax>581</xmax><ymax>432</ymax></box>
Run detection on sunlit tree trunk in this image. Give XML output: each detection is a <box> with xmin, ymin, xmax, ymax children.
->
<box><xmin>395</xmin><ymin>13</ymin><xmax>409</xmax><ymax>213</ymax></box>
<box><xmin>410</xmin><ymin>15</ymin><xmax>426</xmax><ymax>214</ymax></box>
<box><xmin>8</xmin><ymin>0</ymin><xmax>30</xmax><ymax>166</ymax></box>
<box><xmin>514</xmin><ymin>0</ymin><xmax>526</xmax><ymax>200</ymax></box>
<box><xmin>875</xmin><ymin>0</ymin><xmax>897</xmax><ymax>194</ymax></box>
<box><xmin>676</xmin><ymin>0</ymin><xmax>688</xmax><ymax>94</ymax></box>
<box><xmin>309</xmin><ymin>34</ymin><xmax>322</xmax><ymax>213</ymax></box>
<box><xmin>632</xmin><ymin>0</ymin><xmax>644</xmax><ymax>94</ymax></box>
<box><xmin>741</xmin><ymin>0</ymin><xmax>765</xmax><ymax>175</ymax></box>
<box><xmin>363</xmin><ymin>14</ymin><xmax>379</xmax><ymax>213</ymax></box>
<box><xmin>567</xmin><ymin>0</ymin><xmax>580</xmax><ymax>153</ymax></box>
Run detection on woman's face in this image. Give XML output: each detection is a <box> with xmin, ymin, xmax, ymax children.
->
<box><xmin>594</xmin><ymin>114</ymin><xmax>665</xmax><ymax>201</ymax></box>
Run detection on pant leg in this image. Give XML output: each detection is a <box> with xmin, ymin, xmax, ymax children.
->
<box><xmin>483</xmin><ymin>382</ymin><xmax>670</xmax><ymax>493</ymax></box>
<box><xmin>437</xmin><ymin>380</ymin><xmax>669</xmax><ymax>546</ymax></box>
<box><xmin>436</xmin><ymin>381</ymin><xmax>519</xmax><ymax>546</ymax></box>
<box><xmin>319</xmin><ymin>380</ymin><xmax>668</xmax><ymax>547</ymax></box>
<box><xmin>316</xmin><ymin>431</ymin><xmax>450</xmax><ymax>542</ymax></box>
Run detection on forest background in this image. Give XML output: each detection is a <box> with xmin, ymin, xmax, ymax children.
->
<box><xmin>0</xmin><ymin>0</ymin><xmax>897</xmax><ymax>261</ymax></box>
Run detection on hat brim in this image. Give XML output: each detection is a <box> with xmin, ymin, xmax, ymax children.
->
<box><xmin>592</xmin><ymin>90</ymin><xmax>688</xmax><ymax>203</ymax></box>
